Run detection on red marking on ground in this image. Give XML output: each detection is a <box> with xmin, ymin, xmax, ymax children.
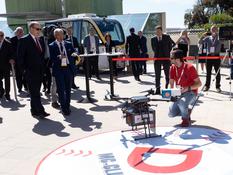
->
<box><xmin>128</xmin><ymin>147</ymin><xmax>203</xmax><ymax>173</ymax></box>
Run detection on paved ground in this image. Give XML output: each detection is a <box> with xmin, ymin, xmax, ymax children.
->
<box><xmin>0</xmin><ymin>63</ymin><xmax>233</xmax><ymax>175</ymax></box>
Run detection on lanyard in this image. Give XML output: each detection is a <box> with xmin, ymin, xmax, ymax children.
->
<box><xmin>176</xmin><ymin>63</ymin><xmax>186</xmax><ymax>85</ymax></box>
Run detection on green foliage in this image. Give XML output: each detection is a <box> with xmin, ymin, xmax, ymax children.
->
<box><xmin>210</xmin><ymin>13</ymin><xmax>233</xmax><ymax>24</ymax></box>
<box><xmin>184</xmin><ymin>0</ymin><xmax>233</xmax><ymax>29</ymax></box>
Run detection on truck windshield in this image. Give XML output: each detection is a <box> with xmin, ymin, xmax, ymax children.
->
<box><xmin>93</xmin><ymin>19</ymin><xmax>125</xmax><ymax>45</ymax></box>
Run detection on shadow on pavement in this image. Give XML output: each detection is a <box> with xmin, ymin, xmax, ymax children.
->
<box><xmin>89</xmin><ymin>103</ymin><xmax>117</xmax><ymax>112</ymax></box>
<box><xmin>32</xmin><ymin>118</ymin><xmax>70</xmax><ymax>137</ymax></box>
<box><xmin>0</xmin><ymin>98</ymin><xmax>26</xmax><ymax>111</ymax></box>
<box><xmin>63</xmin><ymin>105</ymin><xmax>102</xmax><ymax>132</ymax></box>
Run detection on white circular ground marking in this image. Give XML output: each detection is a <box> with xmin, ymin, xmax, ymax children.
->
<box><xmin>35</xmin><ymin>127</ymin><xmax>233</xmax><ymax>175</ymax></box>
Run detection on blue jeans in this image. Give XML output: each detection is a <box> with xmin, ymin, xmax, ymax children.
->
<box><xmin>168</xmin><ymin>91</ymin><xmax>196</xmax><ymax>119</ymax></box>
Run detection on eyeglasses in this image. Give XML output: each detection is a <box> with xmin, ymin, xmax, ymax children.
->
<box><xmin>33</xmin><ymin>27</ymin><xmax>42</xmax><ymax>31</ymax></box>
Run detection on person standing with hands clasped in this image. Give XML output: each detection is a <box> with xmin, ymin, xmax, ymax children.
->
<box><xmin>168</xmin><ymin>49</ymin><xmax>202</xmax><ymax>127</ymax></box>
<box><xmin>49</xmin><ymin>28</ymin><xmax>76</xmax><ymax>116</ymax></box>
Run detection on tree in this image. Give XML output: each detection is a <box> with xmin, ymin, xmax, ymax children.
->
<box><xmin>184</xmin><ymin>0</ymin><xmax>233</xmax><ymax>28</ymax></box>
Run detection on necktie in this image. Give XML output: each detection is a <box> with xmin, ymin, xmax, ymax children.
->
<box><xmin>35</xmin><ymin>37</ymin><xmax>42</xmax><ymax>53</ymax></box>
<box><xmin>60</xmin><ymin>42</ymin><xmax>64</xmax><ymax>53</ymax></box>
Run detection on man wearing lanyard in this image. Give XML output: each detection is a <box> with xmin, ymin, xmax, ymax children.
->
<box><xmin>168</xmin><ymin>49</ymin><xmax>202</xmax><ymax>127</ymax></box>
<box><xmin>198</xmin><ymin>25</ymin><xmax>221</xmax><ymax>92</ymax></box>
<box><xmin>49</xmin><ymin>28</ymin><xmax>76</xmax><ymax>116</ymax></box>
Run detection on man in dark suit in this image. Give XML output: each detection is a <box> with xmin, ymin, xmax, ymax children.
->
<box><xmin>151</xmin><ymin>25</ymin><xmax>175</xmax><ymax>94</ymax></box>
<box><xmin>0</xmin><ymin>30</ymin><xmax>15</xmax><ymax>100</ymax></box>
<box><xmin>125</xmin><ymin>28</ymin><xmax>141</xmax><ymax>81</ymax></box>
<box><xmin>138</xmin><ymin>31</ymin><xmax>148</xmax><ymax>74</ymax></box>
<box><xmin>17</xmin><ymin>21</ymin><xmax>50</xmax><ymax>118</ymax></box>
<box><xmin>49</xmin><ymin>28</ymin><xmax>76</xmax><ymax>116</ymax></box>
<box><xmin>66</xmin><ymin>27</ymin><xmax>81</xmax><ymax>89</ymax></box>
<box><xmin>10</xmin><ymin>27</ymin><xmax>28</xmax><ymax>93</ymax></box>
<box><xmin>83</xmin><ymin>27</ymin><xmax>101</xmax><ymax>80</ymax></box>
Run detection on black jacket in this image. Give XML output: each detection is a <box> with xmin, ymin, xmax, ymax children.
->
<box><xmin>139</xmin><ymin>35</ymin><xmax>148</xmax><ymax>54</ymax></box>
<box><xmin>17</xmin><ymin>34</ymin><xmax>45</xmax><ymax>80</ymax></box>
<box><xmin>125</xmin><ymin>33</ymin><xmax>141</xmax><ymax>57</ymax></box>
<box><xmin>105</xmin><ymin>40</ymin><xmax>116</xmax><ymax>53</ymax></box>
<box><xmin>0</xmin><ymin>39</ymin><xmax>14</xmax><ymax>71</ymax></box>
<box><xmin>151</xmin><ymin>34</ymin><xmax>175</xmax><ymax>58</ymax></box>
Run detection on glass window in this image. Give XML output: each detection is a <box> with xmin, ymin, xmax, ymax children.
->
<box><xmin>73</xmin><ymin>20</ymin><xmax>82</xmax><ymax>44</ymax></box>
<box><xmin>94</xmin><ymin>19</ymin><xmax>125</xmax><ymax>45</ymax></box>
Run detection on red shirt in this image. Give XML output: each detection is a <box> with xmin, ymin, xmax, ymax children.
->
<box><xmin>170</xmin><ymin>63</ymin><xmax>199</xmax><ymax>94</ymax></box>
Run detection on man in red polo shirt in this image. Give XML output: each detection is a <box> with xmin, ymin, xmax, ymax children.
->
<box><xmin>168</xmin><ymin>49</ymin><xmax>202</xmax><ymax>127</ymax></box>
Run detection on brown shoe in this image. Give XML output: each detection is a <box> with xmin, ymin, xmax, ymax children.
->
<box><xmin>203</xmin><ymin>86</ymin><xmax>209</xmax><ymax>92</ymax></box>
<box><xmin>52</xmin><ymin>102</ymin><xmax>60</xmax><ymax>109</ymax></box>
<box><xmin>180</xmin><ymin>117</ymin><xmax>191</xmax><ymax>127</ymax></box>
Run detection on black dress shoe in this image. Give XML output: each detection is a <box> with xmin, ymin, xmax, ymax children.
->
<box><xmin>52</xmin><ymin>102</ymin><xmax>60</xmax><ymax>109</ymax></box>
<box><xmin>96</xmin><ymin>76</ymin><xmax>102</xmax><ymax>80</ymax></box>
<box><xmin>5</xmin><ymin>95</ymin><xmax>11</xmax><ymax>101</ymax></box>
<box><xmin>39</xmin><ymin>112</ymin><xmax>50</xmax><ymax>119</ymax></box>
<box><xmin>72</xmin><ymin>85</ymin><xmax>79</xmax><ymax>89</ymax></box>
<box><xmin>155</xmin><ymin>88</ymin><xmax>161</xmax><ymax>95</ymax></box>
<box><xmin>62</xmin><ymin>110</ymin><xmax>71</xmax><ymax>116</ymax></box>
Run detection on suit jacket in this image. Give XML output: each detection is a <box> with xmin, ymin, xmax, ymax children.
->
<box><xmin>139</xmin><ymin>35</ymin><xmax>148</xmax><ymax>54</ymax></box>
<box><xmin>83</xmin><ymin>35</ymin><xmax>100</xmax><ymax>54</ymax></box>
<box><xmin>151</xmin><ymin>34</ymin><xmax>175</xmax><ymax>58</ymax></box>
<box><xmin>125</xmin><ymin>33</ymin><xmax>141</xmax><ymax>57</ymax></box>
<box><xmin>10</xmin><ymin>36</ymin><xmax>19</xmax><ymax>59</ymax></box>
<box><xmin>17</xmin><ymin>34</ymin><xmax>45</xmax><ymax>80</ymax></box>
<box><xmin>49</xmin><ymin>40</ymin><xmax>76</xmax><ymax>77</ymax></box>
<box><xmin>66</xmin><ymin>36</ymin><xmax>81</xmax><ymax>52</ymax></box>
<box><xmin>0</xmin><ymin>39</ymin><xmax>14</xmax><ymax>71</ymax></box>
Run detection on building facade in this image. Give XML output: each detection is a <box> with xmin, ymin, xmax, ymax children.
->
<box><xmin>5</xmin><ymin>0</ymin><xmax>123</xmax><ymax>29</ymax></box>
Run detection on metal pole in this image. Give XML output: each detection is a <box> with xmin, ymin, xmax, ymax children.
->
<box><xmin>60</xmin><ymin>0</ymin><xmax>66</xmax><ymax>18</ymax></box>
<box><xmin>11</xmin><ymin>63</ymin><xmax>18</xmax><ymax>101</ymax></box>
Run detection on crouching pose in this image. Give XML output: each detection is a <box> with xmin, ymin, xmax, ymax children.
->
<box><xmin>168</xmin><ymin>49</ymin><xmax>202</xmax><ymax>127</ymax></box>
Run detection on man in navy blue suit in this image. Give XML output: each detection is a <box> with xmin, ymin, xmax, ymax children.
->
<box><xmin>17</xmin><ymin>22</ymin><xmax>50</xmax><ymax>118</ymax></box>
<box><xmin>49</xmin><ymin>28</ymin><xmax>76</xmax><ymax>116</ymax></box>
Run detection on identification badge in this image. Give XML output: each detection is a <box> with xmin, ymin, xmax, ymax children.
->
<box><xmin>203</xmin><ymin>49</ymin><xmax>207</xmax><ymax>53</ymax></box>
<box><xmin>61</xmin><ymin>56</ymin><xmax>67</xmax><ymax>67</ymax></box>
<box><xmin>176</xmin><ymin>85</ymin><xmax>181</xmax><ymax>89</ymax></box>
<box><xmin>210</xmin><ymin>47</ymin><xmax>215</xmax><ymax>53</ymax></box>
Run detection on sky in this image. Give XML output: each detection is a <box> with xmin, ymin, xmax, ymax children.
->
<box><xmin>0</xmin><ymin>0</ymin><xmax>196</xmax><ymax>28</ymax></box>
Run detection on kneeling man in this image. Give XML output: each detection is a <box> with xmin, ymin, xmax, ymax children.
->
<box><xmin>168</xmin><ymin>49</ymin><xmax>202</xmax><ymax>127</ymax></box>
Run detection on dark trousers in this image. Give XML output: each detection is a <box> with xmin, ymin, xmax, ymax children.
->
<box><xmin>42</xmin><ymin>66</ymin><xmax>52</xmax><ymax>92</ymax></box>
<box><xmin>0</xmin><ymin>70</ymin><xmax>10</xmax><ymax>96</ymax></box>
<box><xmin>205</xmin><ymin>59</ymin><xmax>221</xmax><ymax>88</ymax></box>
<box><xmin>55</xmin><ymin>69</ymin><xmax>72</xmax><ymax>112</ymax></box>
<box><xmin>230</xmin><ymin>53</ymin><xmax>233</xmax><ymax>79</ymax></box>
<box><xmin>140</xmin><ymin>53</ymin><xmax>148</xmax><ymax>73</ymax></box>
<box><xmin>132</xmin><ymin>61</ymin><xmax>141</xmax><ymax>79</ymax></box>
<box><xmin>154</xmin><ymin>60</ymin><xmax>170</xmax><ymax>89</ymax></box>
<box><xmin>84</xmin><ymin>56</ymin><xmax>99</xmax><ymax>78</ymax></box>
<box><xmin>27</xmin><ymin>76</ymin><xmax>45</xmax><ymax>114</ymax></box>
<box><xmin>15</xmin><ymin>64</ymin><xmax>27</xmax><ymax>91</ymax></box>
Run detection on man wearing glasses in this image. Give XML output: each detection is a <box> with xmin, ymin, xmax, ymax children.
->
<box><xmin>168</xmin><ymin>49</ymin><xmax>202</xmax><ymax>127</ymax></box>
<box><xmin>0</xmin><ymin>30</ymin><xmax>15</xmax><ymax>100</ymax></box>
<box><xmin>17</xmin><ymin>21</ymin><xmax>50</xmax><ymax>118</ymax></box>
